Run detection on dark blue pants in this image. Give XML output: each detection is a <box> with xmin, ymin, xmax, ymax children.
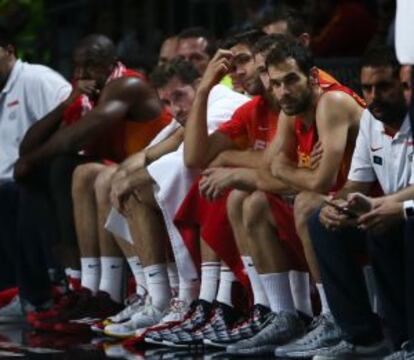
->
<box><xmin>309</xmin><ymin>210</ymin><xmax>413</xmax><ymax>347</ymax></box>
<box><xmin>0</xmin><ymin>182</ymin><xmax>19</xmax><ymax>291</ymax></box>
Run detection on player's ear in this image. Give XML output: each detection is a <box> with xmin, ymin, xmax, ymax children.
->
<box><xmin>309</xmin><ymin>66</ymin><xmax>319</xmax><ymax>87</ymax></box>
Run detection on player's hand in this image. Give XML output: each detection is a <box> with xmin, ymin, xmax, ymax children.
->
<box><xmin>198</xmin><ymin>50</ymin><xmax>233</xmax><ymax>91</ymax></box>
<box><xmin>357</xmin><ymin>199</ymin><xmax>404</xmax><ymax>235</ymax></box>
<box><xmin>66</xmin><ymin>80</ymin><xmax>99</xmax><ymax>104</ymax></box>
<box><xmin>111</xmin><ymin>172</ymin><xmax>134</xmax><ymax>216</ymax></box>
<box><xmin>347</xmin><ymin>192</ymin><xmax>373</xmax><ymax>215</ymax></box>
<box><xmin>319</xmin><ymin>197</ymin><xmax>357</xmax><ymax>230</ymax></box>
<box><xmin>199</xmin><ymin>167</ymin><xmax>235</xmax><ymax>201</ymax></box>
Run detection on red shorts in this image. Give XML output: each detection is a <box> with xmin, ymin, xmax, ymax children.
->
<box><xmin>174</xmin><ymin>178</ymin><xmax>249</xmax><ymax>288</ymax></box>
<box><xmin>266</xmin><ymin>193</ymin><xmax>308</xmax><ymax>271</ymax></box>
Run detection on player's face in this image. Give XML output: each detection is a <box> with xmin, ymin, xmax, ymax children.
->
<box><xmin>73</xmin><ymin>48</ymin><xmax>113</xmax><ymax>91</ymax></box>
<box><xmin>176</xmin><ymin>37</ymin><xmax>210</xmax><ymax>75</ymax></box>
<box><xmin>158</xmin><ymin>37</ymin><xmax>178</xmax><ymax>66</ymax></box>
<box><xmin>361</xmin><ymin>65</ymin><xmax>407</xmax><ymax>124</ymax></box>
<box><xmin>400</xmin><ymin>65</ymin><xmax>412</xmax><ymax>106</ymax></box>
<box><xmin>0</xmin><ymin>45</ymin><xmax>15</xmax><ymax>88</ymax></box>
<box><xmin>268</xmin><ymin>58</ymin><xmax>312</xmax><ymax>115</ymax></box>
<box><xmin>157</xmin><ymin>76</ymin><xmax>196</xmax><ymax>125</ymax></box>
<box><xmin>254</xmin><ymin>51</ymin><xmax>270</xmax><ymax>92</ymax></box>
<box><xmin>230</xmin><ymin>43</ymin><xmax>262</xmax><ymax>96</ymax></box>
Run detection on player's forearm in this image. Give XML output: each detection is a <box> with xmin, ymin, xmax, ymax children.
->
<box><xmin>256</xmin><ymin>167</ymin><xmax>296</xmax><ymax>194</ymax></box>
<box><xmin>19</xmin><ymin>100</ymin><xmax>71</xmax><ymax>156</ymax></box>
<box><xmin>184</xmin><ymin>86</ymin><xmax>210</xmax><ymax>168</ymax></box>
<box><xmin>146</xmin><ymin>128</ymin><xmax>184</xmax><ymax>164</ymax></box>
<box><xmin>382</xmin><ymin>185</ymin><xmax>414</xmax><ymax>203</ymax></box>
<box><xmin>214</xmin><ymin>150</ymin><xmax>263</xmax><ymax>168</ymax></box>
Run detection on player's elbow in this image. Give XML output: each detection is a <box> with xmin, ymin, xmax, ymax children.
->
<box><xmin>184</xmin><ymin>152</ymin><xmax>205</xmax><ymax>169</ymax></box>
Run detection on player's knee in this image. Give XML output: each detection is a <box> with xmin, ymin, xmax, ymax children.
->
<box><xmin>294</xmin><ymin>191</ymin><xmax>320</xmax><ymax>229</ymax></box>
<box><xmin>242</xmin><ymin>191</ymin><xmax>269</xmax><ymax>229</ymax></box>
<box><xmin>94</xmin><ymin>166</ymin><xmax>117</xmax><ymax>201</ymax></box>
<box><xmin>72</xmin><ymin>163</ymin><xmax>101</xmax><ymax>197</ymax></box>
<box><xmin>227</xmin><ymin>189</ymin><xmax>249</xmax><ymax>221</ymax></box>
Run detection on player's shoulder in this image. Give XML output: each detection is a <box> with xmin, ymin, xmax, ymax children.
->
<box><xmin>20</xmin><ymin>61</ymin><xmax>68</xmax><ymax>85</ymax></box>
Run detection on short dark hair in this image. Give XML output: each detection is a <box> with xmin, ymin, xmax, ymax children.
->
<box><xmin>251</xmin><ymin>33</ymin><xmax>292</xmax><ymax>55</ymax></box>
<box><xmin>177</xmin><ymin>26</ymin><xmax>217</xmax><ymax>57</ymax></box>
<box><xmin>74</xmin><ymin>34</ymin><xmax>116</xmax><ymax>66</ymax></box>
<box><xmin>266</xmin><ymin>39</ymin><xmax>314</xmax><ymax>75</ymax></box>
<box><xmin>361</xmin><ymin>44</ymin><xmax>400</xmax><ymax>77</ymax></box>
<box><xmin>220</xmin><ymin>29</ymin><xmax>266</xmax><ymax>51</ymax></box>
<box><xmin>259</xmin><ymin>5</ymin><xmax>310</xmax><ymax>37</ymax></box>
<box><xmin>150</xmin><ymin>58</ymin><xmax>200</xmax><ymax>88</ymax></box>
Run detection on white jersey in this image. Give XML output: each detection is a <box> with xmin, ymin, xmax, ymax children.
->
<box><xmin>0</xmin><ymin>60</ymin><xmax>71</xmax><ymax>182</ymax></box>
<box><xmin>348</xmin><ymin>109</ymin><xmax>414</xmax><ymax>194</ymax></box>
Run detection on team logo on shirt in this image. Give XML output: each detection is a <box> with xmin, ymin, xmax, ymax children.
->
<box><xmin>373</xmin><ymin>155</ymin><xmax>383</xmax><ymax>165</ymax></box>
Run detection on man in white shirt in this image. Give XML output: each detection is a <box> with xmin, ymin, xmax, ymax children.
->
<box><xmin>0</xmin><ymin>28</ymin><xmax>71</xmax><ymax>315</ymax></box>
<box><xmin>307</xmin><ymin>45</ymin><xmax>414</xmax><ymax>359</ymax></box>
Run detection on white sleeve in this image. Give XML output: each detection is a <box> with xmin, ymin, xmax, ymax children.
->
<box><xmin>206</xmin><ymin>85</ymin><xmax>250</xmax><ymax>133</ymax></box>
<box><xmin>28</xmin><ymin>69</ymin><xmax>72</xmax><ymax>120</ymax></box>
<box><xmin>348</xmin><ymin>112</ymin><xmax>376</xmax><ymax>182</ymax></box>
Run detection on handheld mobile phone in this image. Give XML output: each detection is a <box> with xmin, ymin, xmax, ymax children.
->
<box><xmin>324</xmin><ymin>200</ymin><xmax>358</xmax><ymax>219</ymax></box>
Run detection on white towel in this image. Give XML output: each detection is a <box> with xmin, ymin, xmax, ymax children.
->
<box><xmin>106</xmin><ymin>85</ymin><xmax>249</xmax><ymax>280</ymax></box>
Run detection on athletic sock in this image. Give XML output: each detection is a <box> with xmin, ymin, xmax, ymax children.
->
<box><xmin>167</xmin><ymin>262</ymin><xmax>179</xmax><ymax>297</ymax></box>
<box><xmin>241</xmin><ymin>256</ymin><xmax>269</xmax><ymax>308</ymax></box>
<box><xmin>216</xmin><ymin>265</ymin><xmax>236</xmax><ymax>307</ymax></box>
<box><xmin>259</xmin><ymin>272</ymin><xmax>297</xmax><ymax>315</ymax></box>
<box><xmin>80</xmin><ymin>257</ymin><xmax>101</xmax><ymax>295</ymax></box>
<box><xmin>99</xmin><ymin>257</ymin><xmax>124</xmax><ymax>303</ymax></box>
<box><xmin>127</xmin><ymin>256</ymin><xmax>147</xmax><ymax>297</ymax></box>
<box><xmin>199</xmin><ymin>262</ymin><xmax>220</xmax><ymax>303</ymax></box>
<box><xmin>290</xmin><ymin>270</ymin><xmax>313</xmax><ymax>317</ymax></box>
<box><xmin>316</xmin><ymin>283</ymin><xmax>330</xmax><ymax>315</ymax></box>
<box><xmin>144</xmin><ymin>264</ymin><xmax>171</xmax><ymax>311</ymax></box>
<box><xmin>178</xmin><ymin>272</ymin><xmax>200</xmax><ymax>304</ymax></box>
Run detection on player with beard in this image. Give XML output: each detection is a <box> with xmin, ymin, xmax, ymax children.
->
<box><xmin>307</xmin><ymin>46</ymin><xmax>414</xmax><ymax>360</ymax></box>
<box><xmin>225</xmin><ymin>39</ymin><xmax>365</xmax><ymax>357</ymax></box>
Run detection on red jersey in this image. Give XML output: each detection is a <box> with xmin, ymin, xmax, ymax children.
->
<box><xmin>217</xmin><ymin>96</ymin><xmax>278</xmax><ymax>150</ymax></box>
<box><xmin>295</xmin><ymin>80</ymin><xmax>366</xmax><ymax>191</ymax></box>
<box><xmin>63</xmin><ymin>67</ymin><xmax>171</xmax><ymax>162</ymax></box>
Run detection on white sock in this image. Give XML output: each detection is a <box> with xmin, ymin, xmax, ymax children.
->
<box><xmin>199</xmin><ymin>262</ymin><xmax>220</xmax><ymax>302</ymax></box>
<box><xmin>167</xmin><ymin>262</ymin><xmax>179</xmax><ymax>296</ymax></box>
<box><xmin>99</xmin><ymin>257</ymin><xmax>124</xmax><ymax>303</ymax></box>
<box><xmin>80</xmin><ymin>257</ymin><xmax>101</xmax><ymax>294</ymax></box>
<box><xmin>316</xmin><ymin>283</ymin><xmax>330</xmax><ymax>315</ymax></box>
<box><xmin>242</xmin><ymin>256</ymin><xmax>269</xmax><ymax>307</ymax></box>
<box><xmin>71</xmin><ymin>269</ymin><xmax>81</xmax><ymax>279</ymax></box>
<box><xmin>178</xmin><ymin>272</ymin><xmax>200</xmax><ymax>304</ymax></box>
<box><xmin>127</xmin><ymin>256</ymin><xmax>147</xmax><ymax>297</ymax></box>
<box><xmin>260</xmin><ymin>272</ymin><xmax>297</xmax><ymax>315</ymax></box>
<box><xmin>216</xmin><ymin>265</ymin><xmax>236</xmax><ymax>307</ymax></box>
<box><xmin>290</xmin><ymin>271</ymin><xmax>313</xmax><ymax>317</ymax></box>
<box><xmin>144</xmin><ymin>264</ymin><xmax>171</xmax><ymax>311</ymax></box>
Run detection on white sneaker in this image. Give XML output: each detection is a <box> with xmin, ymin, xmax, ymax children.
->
<box><xmin>104</xmin><ymin>303</ymin><xmax>164</xmax><ymax>338</ymax></box>
<box><xmin>108</xmin><ymin>294</ymin><xmax>147</xmax><ymax>324</ymax></box>
<box><xmin>160</xmin><ymin>298</ymin><xmax>190</xmax><ymax>324</ymax></box>
<box><xmin>0</xmin><ymin>296</ymin><xmax>24</xmax><ymax>323</ymax></box>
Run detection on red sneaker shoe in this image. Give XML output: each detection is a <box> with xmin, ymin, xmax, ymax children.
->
<box><xmin>27</xmin><ymin>291</ymin><xmax>80</xmax><ymax>327</ymax></box>
<box><xmin>52</xmin><ymin>291</ymin><xmax>123</xmax><ymax>335</ymax></box>
<box><xmin>0</xmin><ymin>287</ymin><xmax>19</xmax><ymax>308</ymax></box>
